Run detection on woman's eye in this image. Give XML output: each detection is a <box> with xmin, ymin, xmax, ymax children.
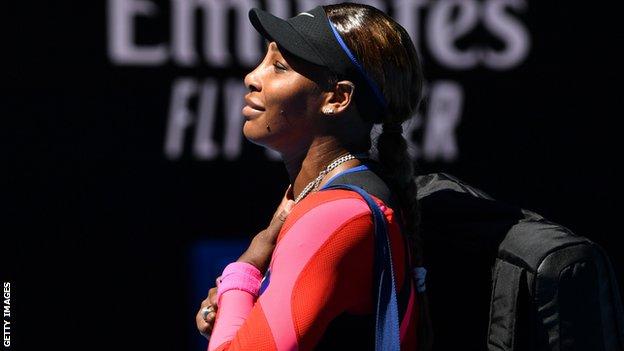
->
<box><xmin>273</xmin><ymin>62</ymin><xmax>287</xmax><ymax>71</ymax></box>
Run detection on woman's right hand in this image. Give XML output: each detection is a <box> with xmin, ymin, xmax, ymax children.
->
<box><xmin>196</xmin><ymin>185</ymin><xmax>294</xmax><ymax>338</ymax></box>
<box><xmin>196</xmin><ymin>277</ymin><xmax>220</xmax><ymax>339</ymax></box>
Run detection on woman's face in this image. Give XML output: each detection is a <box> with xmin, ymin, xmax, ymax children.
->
<box><xmin>243</xmin><ymin>42</ymin><xmax>327</xmax><ymax>153</ymax></box>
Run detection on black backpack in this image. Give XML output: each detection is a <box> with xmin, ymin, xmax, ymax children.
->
<box><xmin>331</xmin><ymin>168</ymin><xmax>624</xmax><ymax>350</ymax></box>
<box><xmin>417</xmin><ymin>173</ymin><xmax>624</xmax><ymax>351</ymax></box>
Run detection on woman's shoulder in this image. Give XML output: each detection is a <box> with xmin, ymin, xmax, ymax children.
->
<box><xmin>294</xmin><ymin>189</ymin><xmax>374</xmax><ymax>220</ymax></box>
<box><xmin>276</xmin><ymin>190</ymin><xmax>375</xmax><ymax>240</ymax></box>
<box><xmin>276</xmin><ymin>188</ymin><xmax>396</xmax><ymax>242</ymax></box>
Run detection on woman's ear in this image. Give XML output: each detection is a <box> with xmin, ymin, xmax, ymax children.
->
<box><xmin>321</xmin><ymin>81</ymin><xmax>355</xmax><ymax>116</ymax></box>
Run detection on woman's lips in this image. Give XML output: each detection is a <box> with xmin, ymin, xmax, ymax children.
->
<box><xmin>243</xmin><ymin>95</ymin><xmax>265</xmax><ymax>119</ymax></box>
<box><xmin>242</xmin><ymin>105</ymin><xmax>264</xmax><ymax>119</ymax></box>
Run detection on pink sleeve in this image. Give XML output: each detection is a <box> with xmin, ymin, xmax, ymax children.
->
<box><xmin>208</xmin><ymin>290</ymin><xmax>255</xmax><ymax>351</ymax></box>
<box><xmin>208</xmin><ymin>262</ymin><xmax>263</xmax><ymax>350</ymax></box>
<box><xmin>205</xmin><ymin>195</ymin><xmax>375</xmax><ymax>350</ymax></box>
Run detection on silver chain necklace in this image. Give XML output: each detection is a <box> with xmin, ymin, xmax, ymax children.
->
<box><xmin>294</xmin><ymin>152</ymin><xmax>368</xmax><ymax>204</ymax></box>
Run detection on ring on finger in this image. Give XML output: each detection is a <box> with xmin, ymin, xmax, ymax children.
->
<box><xmin>201</xmin><ymin>305</ymin><xmax>216</xmax><ymax>321</ymax></box>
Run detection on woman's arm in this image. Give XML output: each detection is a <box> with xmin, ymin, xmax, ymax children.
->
<box><xmin>208</xmin><ymin>193</ymin><xmax>379</xmax><ymax>351</ymax></box>
<box><xmin>197</xmin><ymin>185</ymin><xmax>294</xmax><ymax>341</ymax></box>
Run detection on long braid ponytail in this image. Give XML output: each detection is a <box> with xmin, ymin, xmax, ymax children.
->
<box><xmin>377</xmin><ymin>122</ymin><xmax>433</xmax><ymax>351</ymax></box>
<box><xmin>377</xmin><ymin>122</ymin><xmax>421</xmax><ymax>264</ymax></box>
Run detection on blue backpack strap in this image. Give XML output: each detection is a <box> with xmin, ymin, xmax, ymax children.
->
<box><xmin>322</xmin><ymin>184</ymin><xmax>401</xmax><ymax>351</ymax></box>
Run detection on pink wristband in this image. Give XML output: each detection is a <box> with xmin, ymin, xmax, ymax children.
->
<box><xmin>216</xmin><ymin>262</ymin><xmax>263</xmax><ymax>303</ymax></box>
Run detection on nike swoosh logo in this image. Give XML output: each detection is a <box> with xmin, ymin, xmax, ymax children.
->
<box><xmin>297</xmin><ymin>12</ymin><xmax>314</xmax><ymax>18</ymax></box>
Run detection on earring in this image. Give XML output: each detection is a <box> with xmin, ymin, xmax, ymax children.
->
<box><xmin>322</xmin><ymin>107</ymin><xmax>334</xmax><ymax>115</ymax></box>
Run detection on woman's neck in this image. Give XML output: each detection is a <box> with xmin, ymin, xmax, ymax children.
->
<box><xmin>283</xmin><ymin>137</ymin><xmax>366</xmax><ymax>202</ymax></box>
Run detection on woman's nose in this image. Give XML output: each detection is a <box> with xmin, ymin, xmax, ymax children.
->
<box><xmin>244</xmin><ymin>66</ymin><xmax>261</xmax><ymax>92</ymax></box>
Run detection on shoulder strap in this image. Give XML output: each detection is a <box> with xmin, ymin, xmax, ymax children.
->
<box><xmin>487</xmin><ymin>259</ymin><xmax>525</xmax><ymax>351</ymax></box>
<box><xmin>322</xmin><ymin>183</ymin><xmax>401</xmax><ymax>351</ymax></box>
<box><xmin>324</xmin><ymin>166</ymin><xmax>412</xmax><ymax>323</ymax></box>
<box><xmin>325</xmin><ymin>166</ymin><xmax>400</xmax><ymax>214</ymax></box>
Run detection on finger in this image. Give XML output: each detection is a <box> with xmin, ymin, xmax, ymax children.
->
<box><xmin>197</xmin><ymin>306</ymin><xmax>217</xmax><ymax>331</ymax></box>
<box><xmin>198</xmin><ymin>320</ymin><xmax>213</xmax><ymax>340</ymax></box>
<box><xmin>200</xmin><ymin>297</ymin><xmax>212</xmax><ymax>309</ymax></box>
<box><xmin>269</xmin><ymin>211</ymin><xmax>288</xmax><ymax>230</ymax></box>
<box><xmin>277</xmin><ymin>210</ymin><xmax>289</xmax><ymax>223</ymax></box>
<box><xmin>206</xmin><ymin>311</ymin><xmax>216</xmax><ymax>322</ymax></box>
<box><xmin>196</xmin><ymin>311</ymin><xmax>213</xmax><ymax>337</ymax></box>
<box><xmin>208</xmin><ymin>287</ymin><xmax>218</xmax><ymax>307</ymax></box>
<box><xmin>274</xmin><ymin>198</ymin><xmax>289</xmax><ymax>219</ymax></box>
<box><xmin>267</xmin><ymin>211</ymin><xmax>289</xmax><ymax>235</ymax></box>
<box><xmin>197</xmin><ymin>299</ymin><xmax>216</xmax><ymax>322</ymax></box>
<box><xmin>200</xmin><ymin>309</ymin><xmax>216</xmax><ymax>324</ymax></box>
<box><xmin>284</xmin><ymin>184</ymin><xmax>294</xmax><ymax>201</ymax></box>
<box><xmin>278</xmin><ymin>186</ymin><xmax>291</xmax><ymax>206</ymax></box>
<box><xmin>274</xmin><ymin>187</ymin><xmax>294</xmax><ymax>218</ymax></box>
<box><xmin>197</xmin><ymin>305</ymin><xmax>216</xmax><ymax>322</ymax></box>
<box><xmin>196</xmin><ymin>296</ymin><xmax>219</xmax><ymax>338</ymax></box>
<box><xmin>275</xmin><ymin>201</ymin><xmax>295</xmax><ymax>222</ymax></box>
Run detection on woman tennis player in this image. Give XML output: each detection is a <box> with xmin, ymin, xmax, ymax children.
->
<box><xmin>196</xmin><ymin>3</ymin><xmax>431</xmax><ymax>350</ymax></box>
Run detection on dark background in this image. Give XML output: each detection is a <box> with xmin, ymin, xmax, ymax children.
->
<box><xmin>2</xmin><ymin>0</ymin><xmax>621</xmax><ymax>350</ymax></box>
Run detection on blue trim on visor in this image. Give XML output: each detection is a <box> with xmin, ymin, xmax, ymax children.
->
<box><xmin>327</xmin><ymin>20</ymin><xmax>387</xmax><ymax>109</ymax></box>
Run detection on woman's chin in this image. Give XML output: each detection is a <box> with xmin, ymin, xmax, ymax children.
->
<box><xmin>243</xmin><ymin>121</ymin><xmax>270</xmax><ymax>147</ymax></box>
